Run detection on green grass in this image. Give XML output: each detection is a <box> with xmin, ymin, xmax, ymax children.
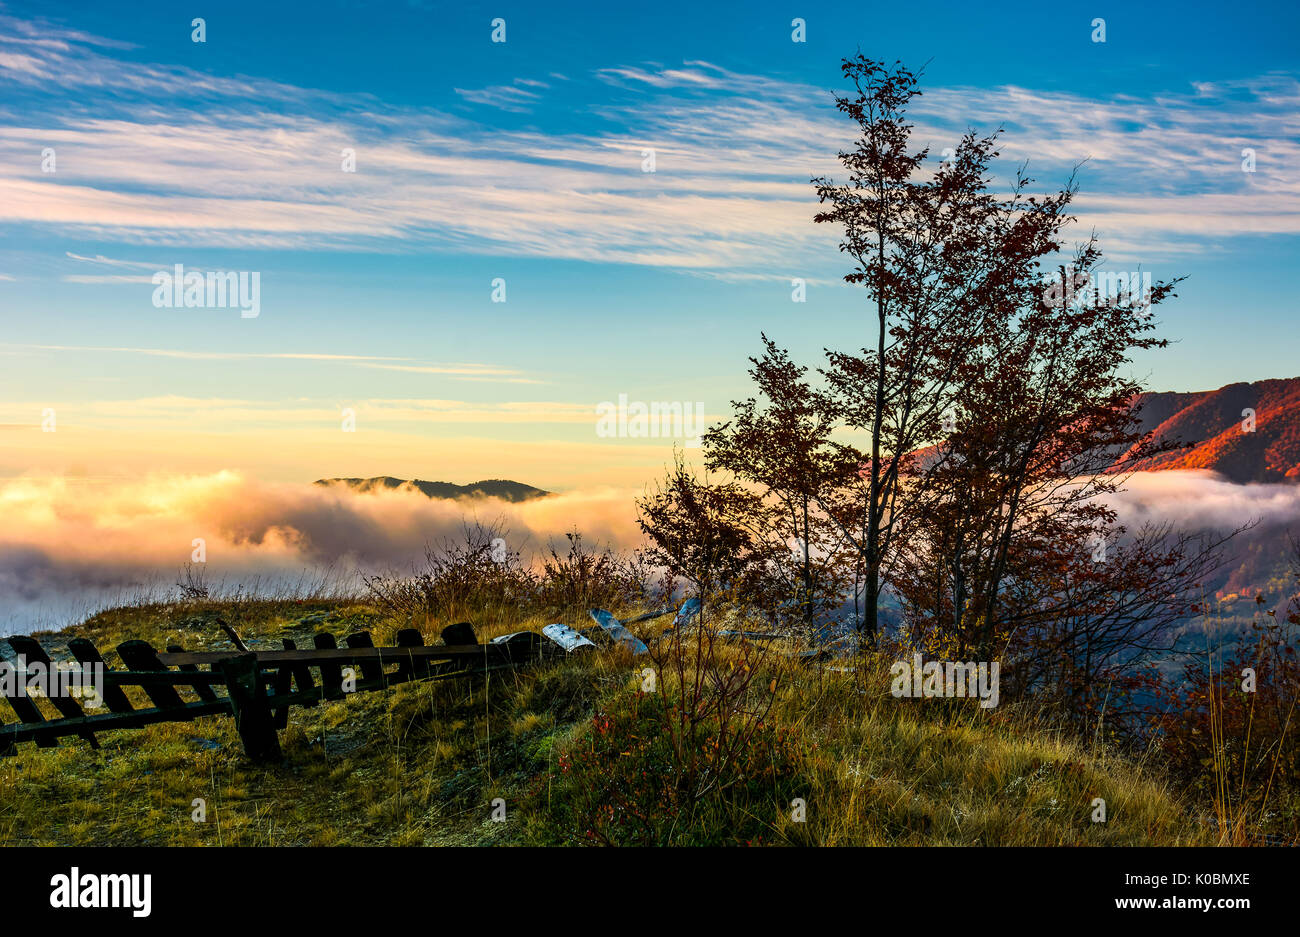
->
<box><xmin>0</xmin><ymin>597</ymin><xmax>1211</xmax><ymax>846</ymax></box>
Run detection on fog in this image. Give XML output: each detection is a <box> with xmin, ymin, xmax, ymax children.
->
<box><xmin>0</xmin><ymin>471</ymin><xmax>645</xmax><ymax>634</ymax></box>
<box><xmin>2</xmin><ymin>468</ymin><xmax>1297</xmax><ymax>634</ymax></box>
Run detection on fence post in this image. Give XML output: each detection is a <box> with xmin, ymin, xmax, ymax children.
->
<box><xmin>68</xmin><ymin>639</ymin><xmax>135</xmax><ymax>713</ymax></box>
<box><xmin>344</xmin><ymin>632</ymin><xmax>385</xmax><ymax>683</ymax></box>
<box><xmin>394</xmin><ymin>628</ymin><xmax>428</xmax><ymax>680</ymax></box>
<box><xmin>220</xmin><ymin>653</ymin><xmax>282</xmax><ymax>763</ymax></box>
<box><xmin>6</xmin><ymin>636</ymin><xmax>98</xmax><ymax>748</ymax></box>
<box><xmin>313</xmin><ymin>633</ymin><xmax>344</xmax><ymax>699</ymax></box>
<box><xmin>2</xmin><ymin>638</ymin><xmax>59</xmax><ymax>748</ymax></box>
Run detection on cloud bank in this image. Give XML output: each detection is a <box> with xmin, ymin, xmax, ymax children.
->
<box><xmin>1107</xmin><ymin>469</ymin><xmax>1300</xmax><ymax>532</ymax></box>
<box><xmin>0</xmin><ymin>471</ymin><xmax>646</xmax><ymax>633</ymax></box>
<box><xmin>3</xmin><ymin>468</ymin><xmax>1298</xmax><ymax>633</ymax></box>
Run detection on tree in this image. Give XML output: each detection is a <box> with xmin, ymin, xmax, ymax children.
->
<box><xmin>702</xmin><ymin>337</ymin><xmax>858</xmax><ymax>632</ymax></box>
<box><xmin>893</xmin><ymin>237</ymin><xmax>1192</xmax><ymax>655</ymax></box>
<box><xmin>636</xmin><ymin>451</ymin><xmax>770</xmax><ymax>614</ymax></box>
<box><xmin>810</xmin><ymin>55</ymin><xmax>1083</xmax><ymax>644</ymax></box>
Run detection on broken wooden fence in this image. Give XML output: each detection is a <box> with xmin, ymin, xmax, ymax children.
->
<box><xmin>0</xmin><ymin>623</ymin><xmax>549</xmax><ymax>763</ymax></box>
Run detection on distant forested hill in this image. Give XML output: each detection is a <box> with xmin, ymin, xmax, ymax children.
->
<box><xmin>314</xmin><ymin>477</ymin><xmax>551</xmax><ymax>503</ymax></box>
<box><xmin>1118</xmin><ymin>377</ymin><xmax>1300</xmax><ymax>483</ymax></box>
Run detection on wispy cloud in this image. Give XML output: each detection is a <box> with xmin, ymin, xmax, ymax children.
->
<box><xmin>0</xmin><ymin>343</ymin><xmax>534</xmax><ymax>381</ymax></box>
<box><xmin>454</xmin><ymin>78</ymin><xmax>549</xmax><ymax>112</ymax></box>
<box><xmin>0</xmin><ymin>18</ymin><xmax>1295</xmax><ymax>275</ymax></box>
<box><xmin>64</xmin><ymin>251</ymin><xmax>163</xmax><ymax>270</ymax></box>
<box><xmin>62</xmin><ymin>274</ymin><xmax>154</xmax><ymax>283</ymax></box>
<box><xmin>2</xmin><ymin>342</ymin><xmax>410</xmax><ymax>362</ymax></box>
<box><xmin>0</xmin><ymin>394</ymin><xmax>612</xmax><ymax>430</ymax></box>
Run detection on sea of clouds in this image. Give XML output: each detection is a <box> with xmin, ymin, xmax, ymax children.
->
<box><xmin>0</xmin><ymin>471</ymin><xmax>645</xmax><ymax>634</ymax></box>
<box><xmin>1</xmin><ymin>468</ymin><xmax>1297</xmax><ymax>635</ymax></box>
<box><xmin>1107</xmin><ymin>470</ymin><xmax>1300</xmax><ymax>532</ymax></box>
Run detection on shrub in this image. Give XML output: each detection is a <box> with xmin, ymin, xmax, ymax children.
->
<box><xmin>529</xmin><ymin>626</ymin><xmax>798</xmax><ymax>845</ymax></box>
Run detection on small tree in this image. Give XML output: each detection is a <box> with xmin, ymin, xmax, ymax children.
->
<box><xmin>702</xmin><ymin>337</ymin><xmax>859</xmax><ymax>632</ymax></box>
<box><xmin>990</xmin><ymin>523</ymin><xmax>1241</xmax><ymax>732</ymax></box>
<box><xmin>636</xmin><ymin>451</ymin><xmax>770</xmax><ymax>616</ymax></box>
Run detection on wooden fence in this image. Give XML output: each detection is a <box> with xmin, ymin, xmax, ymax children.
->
<box><xmin>0</xmin><ymin>622</ymin><xmax>559</xmax><ymax>762</ymax></box>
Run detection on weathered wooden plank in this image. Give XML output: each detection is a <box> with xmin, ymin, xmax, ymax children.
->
<box><xmin>155</xmin><ymin>643</ymin><xmax>511</xmax><ymax>667</ymax></box>
<box><xmin>0</xmin><ymin>685</ymin><xmax>56</xmax><ymax>745</ymax></box>
<box><xmin>0</xmin><ymin>698</ymin><xmax>232</xmax><ymax>746</ymax></box>
<box><xmin>394</xmin><ymin>628</ymin><xmax>428</xmax><ymax>680</ymax></box>
<box><xmin>7</xmin><ymin>636</ymin><xmax>98</xmax><ymax>748</ymax></box>
<box><xmin>440</xmin><ymin>622</ymin><xmax>477</xmax><ymax>646</ymax></box>
<box><xmin>117</xmin><ymin>641</ymin><xmax>189</xmax><ymax>715</ymax></box>
<box><xmin>67</xmin><ymin>639</ymin><xmax>135</xmax><ymax>714</ymax></box>
<box><xmin>220</xmin><ymin>653</ymin><xmax>281</xmax><ymax>763</ymax></box>
<box><xmin>252</xmin><ymin>657</ymin><xmax>520</xmax><ymax>709</ymax></box>
<box><xmin>102</xmin><ymin>670</ymin><xmax>227</xmax><ymax>686</ymax></box>
<box><xmin>228</xmin><ymin>663</ymin><xmax>499</xmax><ymax>711</ymax></box>
<box><xmin>167</xmin><ymin>645</ymin><xmax>219</xmax><ymax>702</ymax></box>
<box><xmin>344</xmin><ymin>632</ymin><xmax>386</xmax><ymax>683</ymax></box>
<box><xmin>2</xmin><ymin>636</ymin><xmax>58</xmax><ymax>743</ymax></box>
<box><xmin>217</xmin><ymin>619</ymin><xmax>250</xmax><ymax>652</ymax></box>
<box><xmin>280</xmin><ymin>638</ymin><xmax>317</xmax><ymax>708</ymax></box>
<box><xmin>268</xmin><ymin>640</ymin><xmax>298</xmax><ymax>729</ymax></box>
<box><xmin>312</xmin><ymin>633</ymin><xmax>345</xmax><ymax>698</ymax></box>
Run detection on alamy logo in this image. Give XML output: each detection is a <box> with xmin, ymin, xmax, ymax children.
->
<box><xmin>890</xmin><ymin>653</ymin><xmax>1000</xmax><ymax>708</ymax></box>
<box><xmin>0</xmin><ymin>656</ymin><xmax>104</xmax><ymax>709</ymax></box>
<box><xmin>50</xmin><ymin>868</ymin><xmax>151</xmax><ymax>918</ymax></box>
<box><xmin>151</xmin><ymin>264</ymin><xmax>260</xmax><ymax>318</ymax></box>
<box><xmin>1042</xmin><ymin>267</ymin><xmax>1152</xmax><ymax>316</ymax></box>
<box><xmin>595</xmin><ymin>394</ymin><xmax>706</xmax><ymax>447</ymax></box>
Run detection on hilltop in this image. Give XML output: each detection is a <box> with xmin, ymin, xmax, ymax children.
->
<box><xmin>1120</xmin><ymin>377</ymin><xmax>1300</xmax><ymax>483</ymax></box>
<box><xmin>314</xmin><ymin>477</ymin><xmax>551</xmax><ymax>503</ymax></box>
<box><xmin>0</xmin><ymin>596</ymin><xmax>1211</xmax><ymax>846</ymax></box>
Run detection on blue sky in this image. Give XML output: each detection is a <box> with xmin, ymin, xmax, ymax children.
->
<box><xmin>0</xmin><ymin>0</ymin><xmax>1298</xmax><ymax>489</ymax></box>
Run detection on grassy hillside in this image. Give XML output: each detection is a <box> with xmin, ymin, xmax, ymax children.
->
<box><xmin>0</xmin><ymin>596</ymin><xmax>1212</xmax><ymax>846</ymax></box>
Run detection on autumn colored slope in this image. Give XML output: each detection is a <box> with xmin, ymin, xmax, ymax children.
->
<box><xmin>1121</xmin><ymin>377</ymin><xmax>1300</xmax><ymax>483</ymax></box>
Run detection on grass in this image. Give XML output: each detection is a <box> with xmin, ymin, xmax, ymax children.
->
<box><xmin>0</xmin><ymin>596</ymin><xmax>1213</xmax><ymax>846</ymax></box>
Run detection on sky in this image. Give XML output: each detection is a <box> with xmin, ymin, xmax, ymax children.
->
<box><xmin>1</xmin><ymin>0</ymin><xmax>1298</xmax><ymax>494</ymax></box>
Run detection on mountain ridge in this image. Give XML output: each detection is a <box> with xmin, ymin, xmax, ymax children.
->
<box><xmin>314</xmin><ymin>476</ymin><xmax>551</xmax><ymax>503</ymax></box>
<box><xmin>1121</xmin><ymin>377</ymin><xmax>1300</xmax><ymax>483</ymax></box>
